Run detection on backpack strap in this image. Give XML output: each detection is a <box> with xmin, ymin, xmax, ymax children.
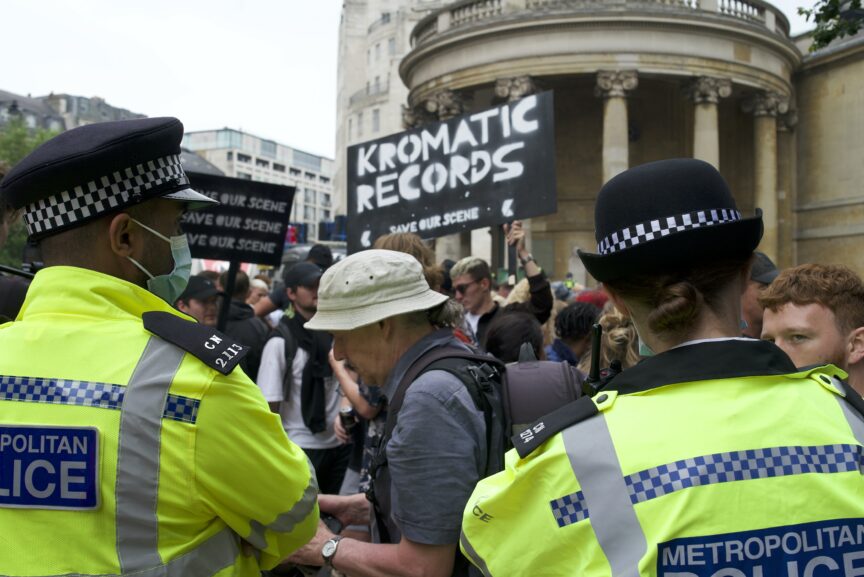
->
<box><xmin>365</xmin><ymin>346</ymin><xmax>504</xmax><ymax>542</ymax></box>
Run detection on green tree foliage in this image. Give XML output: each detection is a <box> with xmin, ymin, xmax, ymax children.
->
<box><xmin>800</xmin><ymin>0</ymin><xmax>864</xmax><ymax>51</ymax></box>
<box><xmin>0</xmin><ymin>118</ymin><xmax>59</xmax><ymax>267</ymax></box>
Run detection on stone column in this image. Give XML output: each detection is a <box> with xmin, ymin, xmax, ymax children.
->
<box><xmin>686</xmin><ymin>77</ymin><xmax>732</xmax><ymax>169</ymax></box>
<box><xmin>776</xmin><ymin>110</ymin><xmax>798</xmax><ymax>269</ymax></box>
<box><xmin>743</xmin><ymin>91</ymin><xmax>789</xmax><ymax>263</ymax></box>
<box><xmin>596</xmin><ymin>71</ymin><xmax>638</xmax><ymax>183</ymax></box>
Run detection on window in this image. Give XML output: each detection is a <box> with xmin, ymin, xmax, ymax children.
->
<box><xmin>236</xmin><ymin>171</ymin><xmax>252</xmax><ymax>180</ymax></box>
<box><xmin>375</xmin><ymin>43</ymin><xmax>381</xmax><ymax>61</ymax></box>
<box><xmin>305</xmin><ymin>172</ymin><xmax>316</xmax><ymax>180</ymax></box>
<box><xmin>323</xmin><ymin>210</ymin><xmax>332</xmax><ymax>220</ymax></box>
<box><xmin>358</xmin><ymin>112</ymin><xmax>363</xmax><ymax>138</ymax></box>
<box><xmin>366</xmin><ymin>81</ymin><xmax>370</xmax><ymax>95</ymax></box>
<box><xmin>256</xmin><ymin>158</ymin><xmax>270</xmax><ymax>168</ymax></box>
<box><xmin>374</xmin><ymin>76</ymin><xmax>380</xmax><ymax>93</ymax></box>
<box><xmin>320</xmin><ymin>192</ymin><xmax>331</xmax><ymax>206</ymax></box>
<box><xmin>388</xmin><ymin>37</ymin><xmax>396</xmax><ymax>56</ymax></box>
<box><xmin>304</xmin><ymin>206</ymin><xmax>315</xmax><ymax>221</ymax></box>
<box><xmin>226</xmin><ymin>151</ymin><xmax>233</xmax><ymax>160</ymax></box>
<box><xmin>289</xmin><ymin>168</ymin><xmax>301</xmax><ymax>177</ymax></box>
<box><xmin>273</xmin><ymin>163</ymin><xmax>286</xmax><ymax>173</ymax></box>
<box><xmin>305</xmin><ymin>189</ymin><xmax>315</xmax><ymax>203</ymax></box>
<box><xmin>319</xmin><ymin>176</ymin><xmax>330</xmax><ymax>184</ymax></box>
<box><xmin>237</xmin><ymin>153</ymin><xmax>252</xmax><ymax>163</ymax></box>
<box><xmin>260</xmin><ymin>139</ymin><xmax>277</xmax><ymax>158</ymax></box>
<box><xmin>372</xmin><ymin>109</ymin><xmax>380</xmax><ymax>133</ymax></box>
<box><xmin>348</xmin><ymin>118</ymin><xmax>353</xmax><ymax>140</ymax></box>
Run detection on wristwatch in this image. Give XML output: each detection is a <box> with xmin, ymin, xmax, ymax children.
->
<box><xmin>322</xmin><ymin>536</ymin><xmax>344</xmax><ymax>568</ymax></box>
<box><xmin>519</xmin><ymin>253</ymin><xmax>535</xmax><ymax>266</ymax></box>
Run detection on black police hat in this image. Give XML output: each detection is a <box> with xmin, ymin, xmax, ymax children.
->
<box><xmin>0</xmin><ymin>117</ymin><xmax>216</xmax><ymax>238</ymax></box>
<box><xmin>578</xmin><ymin>158</ymin><xmax>763</xmax><ymax>283</ymax></box>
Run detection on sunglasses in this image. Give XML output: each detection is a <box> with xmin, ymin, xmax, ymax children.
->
<box><xmin>454</xmin><ymin>280</ymin><xmax>478</xmax><ymax>295</ymax></box>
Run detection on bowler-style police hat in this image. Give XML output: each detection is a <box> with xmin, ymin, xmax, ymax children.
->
<box><xmin>0</xmin><ymin>117</ymin><xmax>216</xmax><ymax>238</ymax></box>
<box><xmin>579</xmin><ymin>158</ymin><xmax>763</xmax><ymax>283</ymax></box>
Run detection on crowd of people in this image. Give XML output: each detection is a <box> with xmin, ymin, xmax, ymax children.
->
<box><xmin>0</xmin><ymin>117</ymin><xmax>862</xmax><ymax>577</ymax></box>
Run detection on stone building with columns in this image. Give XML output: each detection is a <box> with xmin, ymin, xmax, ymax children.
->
<box><xmin>338</xmin><ymin>0</ymin><xmax>864</xmax><ymax>281</ymax></box>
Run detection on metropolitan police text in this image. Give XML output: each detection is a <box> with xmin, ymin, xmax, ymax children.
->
<box><xmin>354</xmin><ymin>95</ymin><xmax>541</xmax><ymax>214</ymax></box>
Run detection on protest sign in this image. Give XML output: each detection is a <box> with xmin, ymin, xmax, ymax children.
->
<box><xmin>347</xmin><ymin>92</ymin><xmax>556</xmax><ymax>252</ymax></box>
<box><xmin>182</xmin><ymin>172</ymin><xmax>295</xmax><ymax>266</ymax></box>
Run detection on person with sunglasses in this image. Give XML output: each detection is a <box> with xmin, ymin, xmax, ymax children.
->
<box><xmin>450</xmin><ymin>220</ymin><xmax>552</xmax><ymax>347</ymax></box>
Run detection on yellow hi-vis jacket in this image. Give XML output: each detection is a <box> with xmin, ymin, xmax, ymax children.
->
<box><xmin>461</xmin><ymin>339</ymin><xmax>864</xmax><ymax>577</ymax></box>
<box><xmin>0</xmin><ymin>266</ymin><xmax>319</xmax><ymax>576</ymax></box>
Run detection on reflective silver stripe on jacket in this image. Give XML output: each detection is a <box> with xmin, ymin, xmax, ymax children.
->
<box><xmin>835</xmin><ymin>378</ymin><xmax>864</xmax><ymax>446</ymax></box>
<box><xmin>0</xmin><ymin>526</ymin><xmax>239</xmax><ymax>577</ymax></box>
<box><xmin>562</xmin><ymin>414</ymin><xmax>647</xmax><ymax>577</ymax></box>
<box><xmin>116</xmin><ymin>337</ymin><xmax>187</xmax><ymax>572</ymax></box>
<box><xmin>246</xmin><ymin>456</ymin><xmax>320</xmax><ymax>549</ymax></box>
<box><xmin>460</xmin><ymin>530</ymin><xmax>493</xmax><ymax>577</ymax></box>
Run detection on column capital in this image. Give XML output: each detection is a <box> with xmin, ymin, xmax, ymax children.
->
<box><xmin>595</xmin><ymin>70</ymin><xmax>638</xmax><ymax>99</ymax></box>
<box><xmin>742</xmin><ymin>91</ymin><xmax>790</xmax><ymax>117</ymax></box>
<box><xmin>685</xmin><ymin>76</ymin><xmax>732</xmax><ymax>104</ymax></box>
<box><xmin>494</xmin><ymin>76</ymin><xmax>537</xmax><ymax>102</ymax></box>
<box><xmin>403</xmin><ymin>89</ymin><xmax>466</xmax><ymax>128</ymax></box>
<box><xmin>424</xmin><ymin>88</ymin><xmax>465</xmax><ymax>121</ymax></box>
<box><xmin>777</xmin><ymin>109</ymin><xmax>798</xmax><ymax>132</ymax></box>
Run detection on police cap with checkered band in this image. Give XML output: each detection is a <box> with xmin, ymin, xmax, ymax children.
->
<box><xmin>578</xmin><ymin>158</ymin><xmax>763</xmax><ymax>283</ymax></box>
<box><xmin>0</xmin><ymin>117</ymin><xmax>217</xmax><ymax>239</ymax></box>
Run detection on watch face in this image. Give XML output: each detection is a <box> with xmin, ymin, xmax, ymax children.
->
<box><xmin>322</xmin><ymin>540</ymin><xmax>338</xmax><ymax>558</ymax></box>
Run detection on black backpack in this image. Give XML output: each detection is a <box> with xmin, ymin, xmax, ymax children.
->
<box><xmin>366</xmin><ymin>344</ymin><xmax>585</xmax><ymax>543</ymax></box>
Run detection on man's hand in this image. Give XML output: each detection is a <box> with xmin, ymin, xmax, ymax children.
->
<box><xmin>333</xmin><ymin>410</ymin><xmax>350</xmax><ymax>444</ymax></box>
<box><xmin>503</xmin><ymin>220</ymin><xmax>528</xmax><ymax>258</ymax></box>
<box><xmin>319</xmin><ymin>493</ymin><xmax>371</xmax><ymax>527</ymax></box>
<box><xmin>286</xmin><ymin>520</ymin><xmax>335</xmax><ymax>566</ymax></box>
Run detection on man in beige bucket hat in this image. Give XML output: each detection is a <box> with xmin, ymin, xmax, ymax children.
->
<box><xmin>288</xmin><ymin>249</ymin><xmax>501</xmax><ymax>577</ymax></box>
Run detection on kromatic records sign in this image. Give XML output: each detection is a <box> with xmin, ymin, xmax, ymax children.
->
<box><xmin>347</xmin><ymin>92</ymin><xmax>557</xmax><ymax>252</ymax></box>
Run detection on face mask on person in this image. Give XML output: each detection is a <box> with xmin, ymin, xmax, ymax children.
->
<box><xmin>126</xmin><ymin>217</ymin><xmax>191</xmax><ymax>303</ymax></box>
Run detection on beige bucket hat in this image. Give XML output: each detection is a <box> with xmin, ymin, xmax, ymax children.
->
<box><xmin>304</xmin><ymin>249</ymin><xmax>449</xmax><ymax>332</ymax></box>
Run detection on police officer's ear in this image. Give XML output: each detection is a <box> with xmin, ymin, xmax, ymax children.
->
<box><xmin>846</xmin><ymin>327</ymin><xmax>864</xmax><ymax>366</ymax></box>
<box><xmin>107</xmin><ymin>212</ymin><xmax>137</xmax><ymax>258</ymax></box>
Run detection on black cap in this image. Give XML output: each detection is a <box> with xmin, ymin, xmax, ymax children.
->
<box><xmin>750</xmin><ymin>251</ymin><xmax>778</xmax><ymax>284</ymax></box>
<box><xmin>176</xmin><ymin>275</ymin><xmax>221</xmax><ymax>303</ymax></box>
<box><xmin>284</xmin><ymin>262</ymin><xmax>323</xmax><ymax>289</ymax></box>
<box><xmin>578</xmin><ymin>159</ymin><xmax>763</xmax><ymax>283</ymax></box>
<box><xmin>307</xmin><ymin>244</ymin><xmax>333</xmax><ymax>270</ymax></box>
<box><xmin>0</xmin><ymin>117</ymin><xmax>217</xmax><ymax>239</ymax></box>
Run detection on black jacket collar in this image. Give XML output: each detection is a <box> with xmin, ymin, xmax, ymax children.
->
<box><xmin>605</xmin><ymin>339</ymin><xmax>799</xmax><ymax>395</ymax></box>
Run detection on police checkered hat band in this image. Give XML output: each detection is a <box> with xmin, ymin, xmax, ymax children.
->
<box><xmin>597</xmin><ymin>208</ymin><xmax>742</xmax><ymax>255</ymax></box>
<box><xmin>23</xmin><ymin>154</ymin><xmax>188</xmax><ymax>236</ymax></box>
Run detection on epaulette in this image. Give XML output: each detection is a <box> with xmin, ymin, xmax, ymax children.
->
<box><xmin>512</xmin><ymin>395</ymin><xmax>599</xmax><ymax>459</ymax></box>
<box><xmin>142</xmin><ymin>311</ymin><xmax>249</xmax><ymax>375</ymax></box>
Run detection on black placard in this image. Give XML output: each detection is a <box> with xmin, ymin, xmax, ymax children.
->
<box><xmin>182</xmin><ymin>172</ymin><xmax>295</xmax><ymax>266</ymax></box>
<box><xmin>347</xmin><ymin>92</ymin><xmax>557</xmax><ymax>253</ymax></box>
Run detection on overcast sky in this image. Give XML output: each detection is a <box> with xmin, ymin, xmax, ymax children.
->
<box><xmin>1</xmin><ymin>0</ymin><xmax>811</xmax><ymax>160</ymax></box>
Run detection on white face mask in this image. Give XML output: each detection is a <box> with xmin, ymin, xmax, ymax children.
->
<box><xmin>126</xmin><ymin>217</ymin><xmax>192</xmax><ymax>304</ymax></box>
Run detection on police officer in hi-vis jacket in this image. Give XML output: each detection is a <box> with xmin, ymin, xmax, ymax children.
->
<box><xmin>0</xmin><ymin>117</ymin><xmax>318</xmax><ymax>576</ymax></box>
<box><xmin>460</xmin><ymin>158</ymin><xmax>864</xmax><ymax>577</ymax></box>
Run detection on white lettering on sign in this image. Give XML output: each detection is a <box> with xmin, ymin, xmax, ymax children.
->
<box><xmin>353</xmin><ymin>95</ymin><xmax>541</xmax><ymax>214</ymax></box>
<box><xmin>392</xmin><ymin>208</ymin><xmax>482</xmax><ymax>235</ymax></box>
<box><xmin>659</xmin><ymin>521</ymin><xmax>864</xmax><ymax>577</ymax></box>
<box><xmin>0</xmin><ymin>427</ymin><xmax>97</xmax><ymax>509</ymax></box>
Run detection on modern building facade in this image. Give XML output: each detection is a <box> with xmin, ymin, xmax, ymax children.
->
<box><xmin>182</xmin><ymin>128</ymin><xmax>335</xmax><ymax>242</ymax></box>
<box><xmin>338</xmin><ymin>0</ymin><xmax>864</xmax><ymax>281</ymax></box>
